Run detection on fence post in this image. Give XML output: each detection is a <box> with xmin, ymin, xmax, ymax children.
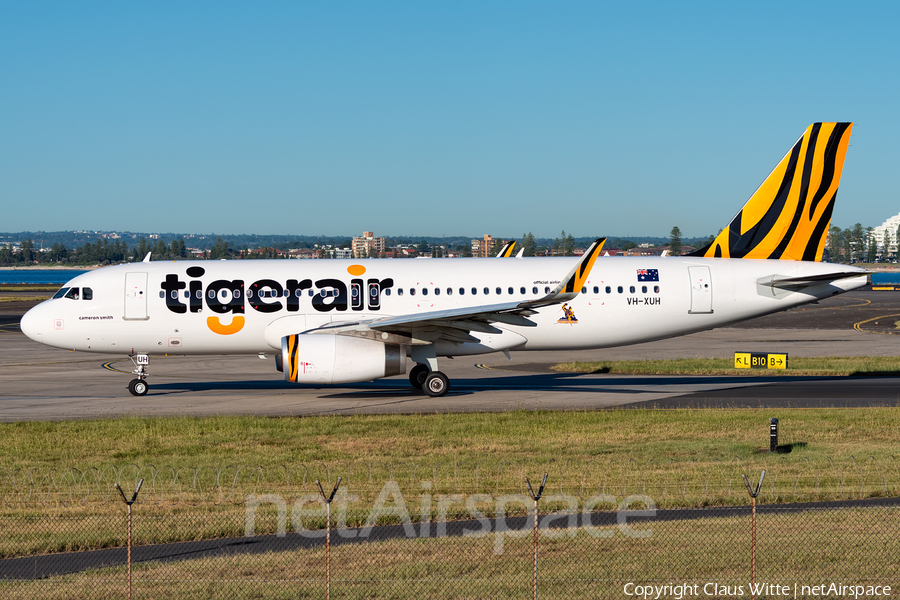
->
<box><xmin>741</xmin><ymin>471</ymin><xmax>766</xmax><ymax>600</ymax></box>
<box><xmin>316</xmin><ymin>477</ymin><xmax>342</xmax><ymax>600</ymax></box>
<box><xmin>525</xmin><ymin>473</ymin><xmax>548</xmax><ymax>600</ymax></box>
<box><xmin>114</xmin><ymin>479</ymin><xmax>144</xmax><ymax>600</ymax></box>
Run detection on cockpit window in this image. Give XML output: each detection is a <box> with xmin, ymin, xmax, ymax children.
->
<box><xmin>52</xmin><ymin>287</ymin><xmax>70</xmax><ymax>299</ymax></box>
<box><xmin>64</xmin><ymin>288</ymin><xmax>80</xmax><ymax>300</ymax></box>
<box><xmin>82</xmin><ymin>287</ymin><xmax>93</xmax><ymax>300</ymax></box>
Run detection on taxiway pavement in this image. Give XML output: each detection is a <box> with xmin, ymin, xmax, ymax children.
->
<box><xmin>2</xmin><ymin>291</ymin><xmax>899</xmax><ymax>420</ymax></box>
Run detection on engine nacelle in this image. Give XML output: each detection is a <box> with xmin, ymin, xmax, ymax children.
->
<box><xmin>282</xmin><ymin>334</ymin><xmax>406</xmax><ymax>384</ymax></box>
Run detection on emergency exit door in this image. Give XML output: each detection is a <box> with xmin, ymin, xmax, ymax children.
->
<box><xmin>688</xmin><ymin>266</ymin><xmax>713</xmax><ymax>314</ymax></box>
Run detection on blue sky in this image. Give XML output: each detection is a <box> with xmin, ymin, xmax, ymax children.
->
<box><xmin>2</xmin><ymin>2</ymin><xmax>898</xmax><ymax>239</ymax></box>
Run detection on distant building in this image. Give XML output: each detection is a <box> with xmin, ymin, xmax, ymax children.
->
<box><xmin>872</xmin><ymin>213</ymin><xmax>900</xmax><ymax>260</ymax></box>
<box><xmin>352</xmin><ymin>231</ymin><xmax>386</xmax><ymax>258</ymax></box>
<box><xmin>471</xmin><ymin>234</ymin><xmax>496</xmax><ymax>258</ymax></box>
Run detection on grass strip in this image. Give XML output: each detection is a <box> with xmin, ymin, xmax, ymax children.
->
<box><xmin>552</xmin><ymin>356</ymin><xmax>900</xmax><ymax>376</ymax></box>
<box><xmin>0</xmin><ymin>295</ymin><xmax>50</xmax><ymax>303</ymax></box>
<box><xmin>4</xmin><ymin>409</ymin><xmax>900</xmax><ymax>469</ymax></box>
<box><xmin>3</xmin><ymin>508</ymin><xmax>896</xmax><ymax>599</ymax></box>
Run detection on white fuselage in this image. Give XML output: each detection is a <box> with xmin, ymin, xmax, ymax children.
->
<box><xmin>21</xmin><ymin>256</ymin><xmax>867</xmax><ymax>358</ymax></box>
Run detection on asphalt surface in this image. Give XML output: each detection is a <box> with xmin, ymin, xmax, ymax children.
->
<box><xmin>2</xmin><ymin>290</ymin><xmax>900</xmax><ymax>419</ymax></box>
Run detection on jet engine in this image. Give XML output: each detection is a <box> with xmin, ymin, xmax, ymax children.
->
<box><xmin>281</xmin><ymin>334</ymin><xmax>407</xmax><ymax>384</ymax></box>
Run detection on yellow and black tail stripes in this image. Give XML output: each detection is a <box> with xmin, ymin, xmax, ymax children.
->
<box><xmin>496</xmin><ymin>241</ymin><xmax>517</xmax><ymax>257</ymax></box>
<box><xmin>690</xmin><ymin>123</ymin><xmax>852</xmax><ymax>262</ymax></box>
<box><xmin>562</xmin><ymin>238</ymin><xmax>606</xmax><ymax>293</ymax></box>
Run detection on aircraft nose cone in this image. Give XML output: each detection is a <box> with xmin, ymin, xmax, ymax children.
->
<box><xmin>20</xmin><ymin>305</ymin><xmax>42</xmax><ymax>342</ymax></box>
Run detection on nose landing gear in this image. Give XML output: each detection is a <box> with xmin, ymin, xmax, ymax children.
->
<box><xmin>127</xmin><ymin>354</ymin><xmax>150</xmax><ymax>396</ymax></box>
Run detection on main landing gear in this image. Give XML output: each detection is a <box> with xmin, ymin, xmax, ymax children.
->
<box><xmin>127</xmin><ymin>354</ymin><xmax>150</xmax><ymax>396</ymax></box>
<box><xmin>408</xmin><ymin>346</ymin><xmax>450</xmax><ymax>397</ymax></box>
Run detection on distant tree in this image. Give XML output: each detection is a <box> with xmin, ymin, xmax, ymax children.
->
<box><xmin>521</xmin><ymin>232</ymin><xmax>536</xmax><ymax>257</ymax></box>
<box><xmin>622</xmin><ymin>241</ymin><xmax>637</xmax><ymax>251</ymax></box>
<box><xmin>848</xmin><ymin>223</ymin><xmax>864</xmax><ymax>263</ymax></box>
<box><xmin>884</xmin><ymin>230</ymin><xmax>892</xmax><ymax>261</ymax></box>
<box><xmin>209</xmin><ymin>236</ymin><xmax>229</xmax><ymax>260</ymax></box>
<box><xmin>21</xmin><ymin>239</ymin><xmax>35</xmax><ymax>263</ymax></box>
<box><xmin>491</xmin><ymin>238</ymin><xmax>504</xmax><ymax>256</ymax></box>
<box><xmin>153</xmin><ymin>239</ymin><xmax>167</xmax><ymax>260</ymax></box>
<box><xmin>827</xmin><ymin>226</ymin><xmax>842</xmax><ymax>262</ymax></box>
<box><xmin>669</xmin><ymin>227</ymin><xmax>683</xmax><ymax>256</ymax></box>
<box><xmin>866</xmin><ymin>227</ymin><xmax>877</xmax><ymax>263</ymax></box>
<box><xmin>137</xmin><ymin>238</ymin><xmax>149</xmax><ymax>260</ymax></box>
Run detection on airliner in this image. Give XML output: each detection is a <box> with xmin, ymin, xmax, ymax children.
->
<box><xmin>20</xmin><ymin>123</ymin><xmax>867</xmax><ymax>398</ymax></box>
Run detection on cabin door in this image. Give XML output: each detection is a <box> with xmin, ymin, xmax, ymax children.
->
<box><xmin>124</xmin><ymin>272</ymin><xmax>149</xmax><ymax>320</ymax></box>
<box><xmin>688</xmin><ymin>266</ymin><xmax>713</xmax><ymax>314</ymax></box>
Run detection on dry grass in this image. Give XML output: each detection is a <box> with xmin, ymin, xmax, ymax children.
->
<box><xmin>551</xmin><ymin>356</ymin><xmax>900</xmax><ymax>376</ymax></box>
<box><xmin>3</xmin><ymin>507</ymin><xmax>897</xmax><ymax>599</ymax></box>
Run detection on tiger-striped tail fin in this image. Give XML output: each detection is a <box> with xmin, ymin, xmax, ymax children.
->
<box><xmin>690</xmin><ymin>123</ymin><xmax>852</xmax><ymax>261</ymax></box>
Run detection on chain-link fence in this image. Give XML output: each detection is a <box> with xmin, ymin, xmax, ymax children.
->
<box><xmin>1</xmin><ymin>459</ymin><xmax>898</xmax><ymax>598</ymax></box>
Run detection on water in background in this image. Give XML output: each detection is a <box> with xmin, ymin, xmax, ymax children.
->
<box><xmin>0</xmin><ymin>270</ymin><xmax>89</xmax><ymax>285</ymax></box>
<box><xmin>871</xmin><ymin>272</ymin><xmax>900</xmax><ymax>286</ymax></box>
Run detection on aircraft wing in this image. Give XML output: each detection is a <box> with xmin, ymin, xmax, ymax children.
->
<box><xmin>308</xmin><ymin>238</ymin><xmax>605</xmax><ymax>343</ymax></box>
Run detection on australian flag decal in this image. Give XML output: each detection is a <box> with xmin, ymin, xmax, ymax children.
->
<box><xmin>637</xmin><ymin>268</ymin><xmax>659</xmax><ymax>282</ymax></box>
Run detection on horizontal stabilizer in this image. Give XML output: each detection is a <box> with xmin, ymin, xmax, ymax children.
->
<box><xmin>757</xmin><ymin>271</ymin><xmax>871</xmax><ymax>288</ymax></box>
<box><xmin>756</xmin><ymin>270</ymin><xmax>869</xmax><ymax>298</ymax></box>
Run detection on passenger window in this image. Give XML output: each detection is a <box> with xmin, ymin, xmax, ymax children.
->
<box><xmin>520</xmin><ymin>287</ymin><xmax>526</xmax><ymax>294</ymax></box>
<box><xmin>471</xmin><ymin>288</ymin><xmax>477</xmax><ymax>295</ymax></box>
<box><xmin>53</xmin><ymin>287</ymin><xmax>70</xmax><ymax>299</ymax></box>
<box><xmin>247</xmin><ymin>289</ymin><xmax>254</xmax><ymax>298</ymax></box>
<box><xmin>385</xmin><ymin>289</ymin><xmax>391</xmax><ymax>296</ymax></box>
<box><xmin>446</xmin><ymin>288</ymin><xmax>452</xmax><ymax>296</ymax></box>
<box><xmin>581</xmin><ymin>287</ymin><xmax>586</xmax><ymax>294</ymax></box>
<box><xmin>617</xmin><ymin>286</ymin><xmax>623</xmax><ymax>294</ymax></box>
<box><xmin>295</xmin><ymin>290</ymin><xmax>302</xmax><ymax>298</ymax></box>
<box><xmin>606</xmin><ymin>286</ymin><xmax>611</xmax><ymax>294</ymax></box>
<box><xmin>629</xmin><ymin>286</ymin><xmax>635</xmax><ymax>294</ymax></box>
<box><xmin>410</xmin><ymin>288</ymin><xmax>416</xmax><ymax>296</ymax></box>
<box><xmin>496</xmin><ymin>287</ymin><xmax>502</xmax><ymax>295</ymax></box>
<box><xmin>654</xmin><ymin>285</ymin><xmax>660</xmax><ymax>293</ymax></box>
<box><xmin>170</xmin><ymin>291</ymin><xmax>177</xmax><ymax>300</ymax></box>
<box><xmin>64</xmin><ymin>288</ymin><xmax>80</xmax><ymax>300</ymax></box>
<box><xmin>308</xmin><ymin>290</ymin><xmax>314</xmax><ymax>297</ymax></box>
<box><xmin>158</xmin><ymin>291</ymin><xmax>164</xmax><ymax>299</ymax></box>
<box><xmin>459</xmin><ymin>288</ymin><xmax>465</xmax><ymax>295</ymax></box>
<box><xmin>422</xmin><ymin>288</ymin><xmax>429</xmax><ymax>296</ymax></box>
<box><xmin>532</xmin><ymin>287</ymin><xmax>538</xmax><ymax>294</ymax></box>
<box><xmin>544</xmin><ymin>286</ymin><xmax>550</xmax><ymax>294</ymax></box>
<box><xmin>183</xmin><ymin>290</ymin><xmax>189</xmax><ymax>298</ymax></box>
<box><xmin>593</xmin><ymin>286</ymin><xmax>599</xmax><ymax>294</ymax></box>
<box><xmin>398</xmin><ymin>288</ymin><xmax>404</xmax><ymax>296</ymax></box>
<box><xmin>642</xmin><ymin>286</ymin><xmax>647</xmax><ymax>293</ymax></box>
<box><xmin>508</xmin><ymin>287</ymin><xmax>513</xmax><ymax>294</ymax></box>
<box><xmin>484</xmin><ymin>287</ymin><xmax>489</xmax><ymax>295</ymax></box>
